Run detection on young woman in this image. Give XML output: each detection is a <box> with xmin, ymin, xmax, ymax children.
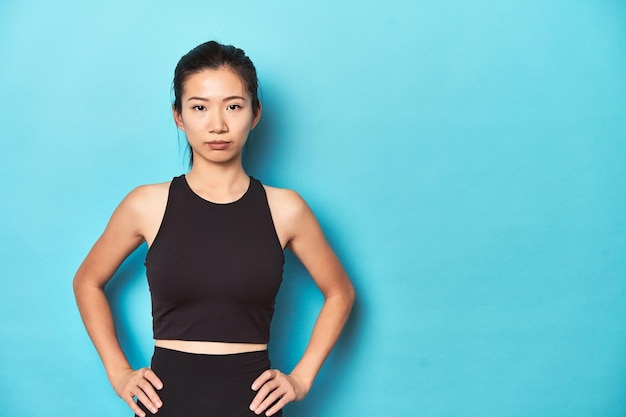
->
<box><xmin>73</xmin><ymin>41</ymin><xmax>354</xmax><ymax>417</ymax></box>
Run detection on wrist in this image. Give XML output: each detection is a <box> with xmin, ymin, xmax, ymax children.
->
<box><xmin>288</xmin><ymin>372</ymin><xmax>313</xmax><ymax>399</ymax></box>
<box><xmin>106</xmin><ymin>366</ymin><xmax>133</xmax><ymax>387</ymax></box>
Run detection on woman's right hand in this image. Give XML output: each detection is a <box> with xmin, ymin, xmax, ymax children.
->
<box><xmin>112</xmin><ymin>367</ymin><xmax>163</xmax><ymax>416</ymax></box>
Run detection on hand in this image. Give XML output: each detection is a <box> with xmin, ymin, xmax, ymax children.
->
<box><xmin>112</xmin><ymin>367</ymin><xmax>163</xmax><ymax>416</ymax></box>
<box><xmin>249</xmin><ymin>369</ymin><xmax>309</xmax><ymax>416</ymax></box>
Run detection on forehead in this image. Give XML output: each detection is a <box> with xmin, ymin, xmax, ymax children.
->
<box><xmin>182</xmin><ymin>67</ymin><xmax>247</xmax><ymax>98</ymax></box>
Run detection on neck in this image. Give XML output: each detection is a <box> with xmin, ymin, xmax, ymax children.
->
<box><xmin>185</xmin><ymin>159</ymin><xmax>250</xmax><ymax>203</ymax></box>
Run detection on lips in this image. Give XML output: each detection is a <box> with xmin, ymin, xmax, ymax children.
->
<box><xmin>206</xmin><ymin>141</ymin><xmax>230</xmax><ymax>150</ymax></box>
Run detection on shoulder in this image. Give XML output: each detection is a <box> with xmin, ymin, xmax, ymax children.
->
<box><xmin>117</xmin><ymin>181</ymin><xmax>170</xmax><ymax>213</ymax></box>
<box><xmin>101</xmin><ymin>180</ymin><xmax>172</xmax><ymax>243</ymax></box>
<box><xmin>262</xmin><ymin>184</ymin><xmax>303</xmax><ymax>204</ymax></box>
<box><xmin>263</xmin><ymin>184</ymin><xmax>310</xmax><ymax>220</ymax></box>
<box><xmin>125</xmin><ymin>181</ymin><xmax>171</xmax><ymax>205</ymax></box>
<box><xmin>112</xmin><ymin>181</ymin><xmax>171</xmax><ymax>228</ymax></box>
<box><xmin>263</xmin><ymin>184</ymin><xmax>320</xmax><ymax>246</ymax></box>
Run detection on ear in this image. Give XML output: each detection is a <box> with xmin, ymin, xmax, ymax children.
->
<box><xmin>172</xmin><ymin>105</ymin><xmax>185</xmax><ymax>131</ymax></box>
<box><xmin>250</xmin><ymin>102</ymin><xmax>262</xmax><ymax>130</ymax></box>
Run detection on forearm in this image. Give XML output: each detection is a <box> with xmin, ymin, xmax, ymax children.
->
<box><xmin>73</xmin><ymin>281</ymin><xmax>133</xmax><ymax>385</ymax></box>
<box><xmin>290</xmin><ymin>289</ymin><xmax>354</xmax><ymax>390</ymax></box>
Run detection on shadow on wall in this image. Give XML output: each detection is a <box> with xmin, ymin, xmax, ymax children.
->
<box><xmin>269</xmin><ymin>251</ymin><xmax>362</xmax><ymax>417</ymax></box>
<box><xmin>244</xmin><ymin>80</ymin><xmax>364</xmax><ymax>415</ymax></box>
<box><xmin>105</xmin><ymin>245</ymin><xmax>152</xmax><ymax>369</ymax></box>
<box><xmin>242</xmin><ymin>77</ymin><xmax>287</xmax><ymax>180</ymax></box>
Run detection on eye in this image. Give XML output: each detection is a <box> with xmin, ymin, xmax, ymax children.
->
<box><xmin>192</xmin><ymin>105</ymin><xmax>206</xmax><ymax>111</ymax></box>
<box><xmin>227</xmin><ymin>104</ymin><xmax>241</xmax><ymax>111</ymax></box>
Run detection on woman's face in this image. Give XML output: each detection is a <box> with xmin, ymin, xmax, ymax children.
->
<box><xmin>174</xmin><ymin>67</ymin><xmax>261</xmax><ymax>166</ymax></box>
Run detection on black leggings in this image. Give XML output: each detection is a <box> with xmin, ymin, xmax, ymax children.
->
<box><xmin>136</xmin><ymin>347</ymin><xmax>282</xmax><ymax>417</ymax></box>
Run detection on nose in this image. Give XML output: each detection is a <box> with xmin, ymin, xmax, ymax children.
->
<box><xmin>208</xmin><ymin>110</ymin><xmax>228</xmax><ymax>133</ymax></box>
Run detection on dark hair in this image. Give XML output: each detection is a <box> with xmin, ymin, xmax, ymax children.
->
<box><xmin>173</xmin><ymin>41</ymin><xmax>260</xmax><ymax>167</ymax></box>
<box><xmin>173</xmin><ymin>41</ymin><xmax>260</xmax><ymax>117</ymax></box>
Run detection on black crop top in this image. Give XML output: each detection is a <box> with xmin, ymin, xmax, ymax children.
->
<box><xmin>145</xmin><ymin>175</ymin><xmax>284</xmax><ymax>343</ymax></box>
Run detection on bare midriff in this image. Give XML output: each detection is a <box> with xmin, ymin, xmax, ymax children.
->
<box><xmin>155</xmin><ymin>340</ymin><xmax>267</xmax><ymax>355</ymax></box>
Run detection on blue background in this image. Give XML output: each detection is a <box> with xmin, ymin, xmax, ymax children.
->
<box><xmin>1</xmin><ymin>1</ymin><xmax>625</xmax><ymax>416</ymax></box>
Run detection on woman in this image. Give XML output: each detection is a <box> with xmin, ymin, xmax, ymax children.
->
<box><xmin>73</xmin><ymin>41</ymin><xmax>354</xmax><ymax>417</ymax></box>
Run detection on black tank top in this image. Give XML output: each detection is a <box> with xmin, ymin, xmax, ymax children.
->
<box><xmin>145</xmin><ymin>175</ymin><xmax>284</xmax><ymax>343</ymax></box>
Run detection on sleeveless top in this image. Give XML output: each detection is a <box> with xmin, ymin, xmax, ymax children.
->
<box><xmin>144</xmin><ymin>175</ymin><xmax>284</xmax><ymax>343</ymax></box>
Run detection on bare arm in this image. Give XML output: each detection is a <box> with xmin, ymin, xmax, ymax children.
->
<box><xmin>73</xmin><ymin>185</ymin><xmax>167</xmax><ymax>416</ymax></box>
<box><xmin>250</xmin><ymin>188</ymin><xmax>355</xmax><ymax>416</ymax></box>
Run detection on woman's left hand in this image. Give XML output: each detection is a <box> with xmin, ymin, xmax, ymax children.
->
<box><xmin>249</xmin><ymin>369</ymin><xmax>309</xmax><ymax>416</ymax></box>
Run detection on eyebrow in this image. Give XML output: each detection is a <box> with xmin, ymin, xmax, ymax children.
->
<box><xmin>186</xmin><ymin>96</ymin><xmax>247</xmax><ymax>102</ymax></box>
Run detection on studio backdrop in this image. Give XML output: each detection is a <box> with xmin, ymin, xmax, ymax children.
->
<box><xmin>1</xmin><ymin>1</ymin><xmax>625</xmax><ymax>416</ymax></box>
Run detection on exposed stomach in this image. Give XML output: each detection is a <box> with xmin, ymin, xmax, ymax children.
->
<box><xmin>155</xmin><ymin>339</ymin><xmax>267</xmax><ymax>355</ymax></box>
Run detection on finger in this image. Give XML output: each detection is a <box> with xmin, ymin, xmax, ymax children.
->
<box><xmin>265</xmin><ymin>397</ymin><xmax>289</xmax><ymax>417</ymax></box>
<box><xmin>251</xmin><ymin>369</ymin><xmax>275</xmax><ymax>391</ymax></box>
<box><xmin>255</xmin><ymin>389</ymin><xmax>286</xmax><ymax>415</ymax></box>
<box><xmin>143</xmin><ymin>368</ymin><xmax>164</xmax><ymax>391</ymax></box>
<box><xmin>134</xmin><ymin>389</ymin><xmax>160</xmax><ymax>415</ymax></box>
<box><xmin>124</xmin><ymin>394</ymin><xmax>147</xmax><ymax>417</ymax></box>
<box><xmin>250</xmin><ymin>379</ymin><xmax>281</xmax><ymax>411</ymax></box>
<box><xmin>252</xmin><ymin>382</ymin><xmax>294</xmax><ymax>416</ymax></box>
<box><xmin>137</xmin><ymin>379</ymin><xmax>163</xmax><ymax>409</ymax></box>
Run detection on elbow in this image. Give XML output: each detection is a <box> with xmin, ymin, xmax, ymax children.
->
<box><xmin>72</xmin><ymin>272</ymin><xmax>86</xmax><ymax>301</ymax></box>
<box><xmin>340</xmin><ymin>277</ymin><xmax>356</xmax><ymax>311</ymax></box>
<box><xmin>346</xmin><ymin>283</ymin><xmax>356</xmax><ymax>310</ymax></box>
<box><xmin>72</xmin><ymin>267</ymin><xmax>102</xmax><ymax>300</ymax></box>
<box><xmin>72</xmin><ymin>265</ymin><xmax>88</xmax><ymax>296</ymax></box>
<box><xmin>72</xmin><ymin>272</ymin><xmax>80</xmax><ymax>295</ymax></box>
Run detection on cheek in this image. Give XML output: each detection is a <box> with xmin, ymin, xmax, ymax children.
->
<box><xmin>180</xmin><ymin>113</ymin><xmax>205</xmax><ymax>132</ymax></box>
<box><xmin>232</xmin><ymin>115</ymin><xmax>254</xmax><ymax>132</ymax></box>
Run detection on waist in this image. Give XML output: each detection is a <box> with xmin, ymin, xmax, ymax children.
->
<box><xmin>155</xmin><ymin>339</ymin><xmax>267</xmax><ymax>355</ymax></box>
